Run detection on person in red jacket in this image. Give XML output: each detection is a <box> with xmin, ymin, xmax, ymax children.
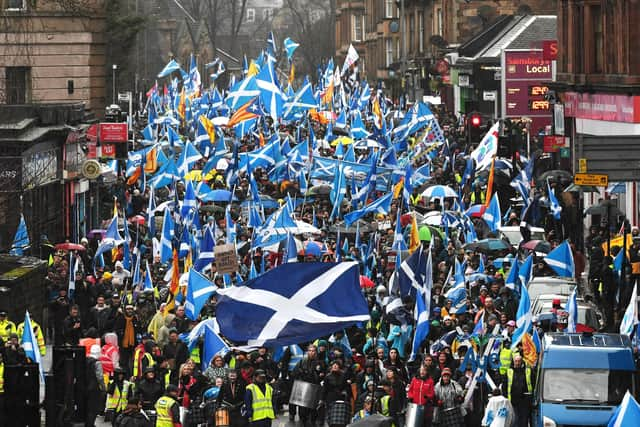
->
<box><xmin>406</xmin><ymin>365</ymin><xmax>436</xmax><ymax>426</ymax></box>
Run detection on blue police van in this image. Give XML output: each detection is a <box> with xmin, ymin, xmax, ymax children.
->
<box><xmin>533</xmin><ymin>332</ymin><xmax>636</xmax><ymax>426</ymax></box>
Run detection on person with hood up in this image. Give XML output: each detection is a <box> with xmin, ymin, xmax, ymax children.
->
<box><xmin>100</xmin><ymin>332</ymin><xmax>120</xmax><ymax>381</ymax></box>
<box><xmin>86</xmin><ymin>344</ymin><xmax>106</xmax><ymax>427</ymax></box>
<box><xmin>481</xmin><ymin>388</ymin><xmax>514</xmax><ymax>427</ymax></box>
<box><xmin>112</xmin><ymin>260</ymin><xmax>131</xmax><ymax>288</ymax></box>
<box><xmin>136</xmin><ymin>367</ymin><xmax>163</xmax><ymax>411</ymax></box>
<box><xmin>434</xmin><ymin>368</ymin><xmax>465</xmax><ymax>427</ymax></box>
<box><xmin>155</xmin><ymin>310</ymin><xmax>174</xmax><ymax>349</ymax></box>
<box><xmin>105</xmin><ymin>367</ymin><xmax>131</xmax><ymax>422</ymax></box>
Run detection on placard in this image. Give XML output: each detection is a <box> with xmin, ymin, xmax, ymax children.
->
<box><xmin>214</xmin><ymin>244</ymin><xmax>238</xmax><ymax>274</ymax></box>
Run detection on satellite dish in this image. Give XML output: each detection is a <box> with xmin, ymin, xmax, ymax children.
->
<box><xmin>81</xmin><ymin>159</ymin><xmax>101</xmax><ymax>180</ymax></box>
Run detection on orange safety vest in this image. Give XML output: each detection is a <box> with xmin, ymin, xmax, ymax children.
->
<box><xmin>79</xmin><ymin>337</ymin><xmax>101</xmax><ymax>356</ymax></box>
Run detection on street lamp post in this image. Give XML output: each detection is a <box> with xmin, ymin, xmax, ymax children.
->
<box><xmin>112</xmin><ymin>64</ymin><xmax>118</xmax><ymax>105</ymax></box>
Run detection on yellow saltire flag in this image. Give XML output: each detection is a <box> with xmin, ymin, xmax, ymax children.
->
<box><xmin>165</xmin><ymin>249</ymin><xmax>181</xmax><ymax>313</ymax></box>
<box><xmin>288</xmin><ymin>62</ymin><xmax>295</xmax><ymax>86</ymax></box>
<box><xmin>247</xmin><ymin>60</ymin><xmax>260</xmax><ymax>77</ymax></box>
<box><xmin>199</xmin><ymin>115</ymin><xmax>216</xmax><ymax>144</ymax></box>
<box><xmin>184</xmin><ymin>251</ymin><xmax>192</xmax><ymax>274</ymax></box>
<box><xmin>521</xmin><ymin>332</ymin><xmax>538</xmax><ymax>367</ymax></box>
<box><xmin>177</xmin><ymin>88</ymin><xmax>186</xmax><ymax>119</ymax></box>
<box><xmin>484</xmin><ymin>158</ymin><xmax>496</xmax><ymax>207</ymax></box>
<box><xmin>409</xmin><ymin>213</ymin><xmax>420</xmax><ymax>253</ymax></box>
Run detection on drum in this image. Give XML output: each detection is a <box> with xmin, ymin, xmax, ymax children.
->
<box><xmin>179</xmin><ymin>407</ymin><xmax>189</xmax><ymax>425</ymax></box>
<box><xmin>405</xmin><ymin>402</ymin><xmax>425</xmax><ymax>427</ymax></box>
<box><xmin>215</xmin><ymin>407</ymin><xmax>230</xmax><ymax>427</ymax></box>
<box><xmin>437</xmin><ymin>407</ymin><xmax>464</xmax><ymax>426</ymax></box>
<box><xmin>327</xmin><ymin>400</ymin><xmax>350</xmax><ymax>426</ymax></box>
<box><xmin>289</xmin><ymin>380</ymin><xmax>322</xmax><ymax>409</ymax></box>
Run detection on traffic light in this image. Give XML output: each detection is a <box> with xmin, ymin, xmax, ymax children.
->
<box><xmin>467</xmin><ymin>112</ymin><xmax>484</xmax><ymax>144</ymax></box>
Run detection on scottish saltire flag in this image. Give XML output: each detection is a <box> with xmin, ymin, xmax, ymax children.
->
<box><xmin>461</xmin><ymin>157</ymin><xmax>474</xmax><ymax>188</ymax></box>
<box><xmin>511</xmin><ymin>284</ymin><xmax>532</xmax><ymax>350</ymax></box>
<box><xmin>412</xmin><ymin>163</ymin><xmax>431</xmax><ymax>187</ymax></box>
<box><xmin>409</xmin><ymin>250</ymin><xmax>432</xmax><ymax>361</ymax></box>
<box><xmin>144</xmin><ymin>260</ymin><xmax>154</xmax><ymax>292</ymax></box>
<box><xmin>284</xmin><ymin>233</ymin><xmax>298</xmax><ymax>263</ymax></box>
<box><xmin>283</xmin><ymin>37</ymin><xmax>299</xmax><ymax>60</ymax></box>
<box><xmin>225</xmin><ymin>205</ymin><xmax>236</xmax><ymax>245</ymax></box>
<box><xmin>392</xmin><ymin>209</ymin><xmax>408</xmax><ymax>252</ymax></box>
<box><xmin>202</xmin><ymin>324</ymin><xmax>230</xmax><ymax>371</ymax></box>
<box><xmin>445</xmin><ymin>259</ymin><xmax>468</xmax><ymax>314</ymax></box>
<box><xmin>396</xmin><ymin>248</ymin><xmax>427</xmax><ymax>298</ymax></box>
<box><xmin>160</xmin><ymin>207</ymin><xmax>175</xmax><ymax>264</ymax></box>
<box><xmin>614</xmin><ymin>247</ymin><xmax>627</xmax><ymax>277</ymax></box>
<box><xmin>194</xmin><ymin>225</ymin><xmax>215</xmax><ymax>273</ymax></box>
<box><xmin>566</xmin><ymin>288</ymin><xmax>578</xmax><ymax>333</ymax></box>
<box><xmin>518</xmin><ymin>254</ymin><xmax>533</xmax><ymax>288</ymax></box>
<box><xmin>283</xmin><ymin>78</ymin><xmax>317</xmax><ymax>118</ymax></box>
<box><xmin>177</xmin><ymin>142</ymin><xmax>203</xmax><ymax>177</ymax></box>
<box><xmin>157</xmin><ymin>59</ymin><xmax>182</xmax><ymax>78</ymax></box>
<box><xmin>21</xmin><ymin>311</ymin><xmax>44</xmax><ymax>381</ymax></box>
<box><xmin>226</xmin><ymin>76</ymin><xmax>260</xmax><ymax>110</ymax></box>
<box><xmin>216</xmin><ymin>262</ymin><xmax>369</xmax><ymax>347</ymax></box>
<box><xmin>608</xmin><ymin>391</ymin><xmax>640</xmax><ymax>427</ymax></box>
<box><xmin>185</xmin><ymin>269</ymin><xmax>217</xmax><ymax>321</ymax></box>
<box><xmin>252</xmin><ymin>203</ymin><xmax>297</xmax><ymax>248</ymax></box>
<box><xmin>94</xmin><ymin>212</ymin><xmax>124</xmax><ymax>267</ymax></box>
<box><xmin>181</xmin><ymin>180</ymin><xmax>197</xmax><ymax>224</ymax></box>
<box><xmin>544</xmin><ymin>241</ymin><xmax>575</xmax><ymax>278</ymax></box>
<box><xmin>10</xmin><ymin>214</ymin><xmax>30</xmax><ymax>256</ymax></box>
<box><xmin>505</xmin><ymin>260</ymin><xmax>519</xmax><ymax>291</ymax></box>
<box><xmin>335</xmin><ymin>110</ymin><xmax>347</xmax><ymax>128</ymax></box>
<box><xmin>483</xmin><ymin>193</ymin><xmax>501</xmax><ymax>232</ymax></box>
<box><xmin>329</xmin><ymin>161</ymin><xmax>346</xmax><ymax>220</ymax></box>
<box><xmin>344</xmin><ymin>193</ymin><xmax>393</xmax><ymax>226</ymax></box>
<box><xmin>547</xmin><ymin>179</ymin><xmax>562</xmax><ymax>220</ymax></box>
<box><xmin>273</xmin><ymin>344</ymin><xmax>304</xmax><ymax>371</ymax></box>
<box><xmin>403</xmin><ymin>164</ymin><xmax>413</xmax><ymax>207</ymax></box>
<box><xmin>470</xmin><ymin>121</ymin><xmax>500</xmax><ymax>171</ymax></box>
<box><xmin>351</xmin><ymin>110</ymin><xmax>370</xmax><ymax>140</ymax></box>
<box><xmin>620</xmin><ymin>282</ymin><xmax>638</xmax><ymax>336</ymax></box>
<box><xmin>256</xmin><ymin>59</ymin><xmax>285</xmax><ymax>122</ymax></box>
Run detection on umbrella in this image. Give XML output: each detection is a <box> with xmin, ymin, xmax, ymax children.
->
<box><xmin>330</xmin><ymin>136</ymin><xmax>354</xmax><ymax>146</ymax></box>
<box><xmin>200</xmin><ymin>204</ymin><xmax>225</xmax><ymax>214</ymax></box>
<box><xmin>354</xmin><ymin>139</ymin><xmax>385</xmax><ymax>149</ymax></box>
<box><xmin>520</xmin><ymin>240</ymin><xmax>551</xmax><ymax>253</ymax></box>
<box><xmin>538</xmin><ymin>169</ymin><xmax>573</xmax><ymax>182</ymax></box>
<box><xmin>463</xmin><ymin>238</ymin><xmax>511</xmax><ymax>254</ymax></box>
<box><xmin>87</xmin><ymin>229</ymin><xmax>106</xmax><ymax>238</ymax></box>
<box><xmin>306</xmin><ymin>184</ymin><xmax>332</xmax><ymax>196</ymax></box>
<box><xmin>329</xmin><ymin>220</ymin><xmax>377</xmax><ymax>235</ymax></box>
<box><xmin>200</xmin><ymin>189</ymin><xmax>233</xmax><ymax>203</ymax></box>
<box><xmin>564</xmin><ymin>183</ymin><xmax>600</xmax><ymax>193</ymax></box>
<box><xmin>293</xmin><ymin>220</ymin><xmax>321</xmax><ymax>235</ymax></box>
<box><xmin>304</xmin><ymin>240</ymin><xmax>324</xmax><ymax>257</ymax></box>
<box><xmin>54</xmin><ymin>243</ymin><xmax>86</xmax><ymax>251</ymax></box>
<box><xmin>584</xmin><ymin>199</ymin><xmax>623</xmax><ymax>217</ymax></box>
<box><xmin>211</xmin><ymin>116</ymin><xmax>229</xmax><ymax>126</ymax></box>
<box><xmin>360</xmin><ymin>275</ymin><xmax>375</xmax><ymax>289</ymax></box>
<box><xmin>348</xmin><ymin>413</ymin><xmax>394</xmax><ymax>427</ymax></box>
<box><xmin>421</xmin><ymin>185</ymin><xmax>458</xmax><ymax>199</ymax></box>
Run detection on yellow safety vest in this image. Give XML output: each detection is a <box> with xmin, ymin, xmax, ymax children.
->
<box><xmin>247</xmin><ymin>383</ymin><xmax>275</xmax><ymax>421</ymax></box>
<box><xmin>106</xmin><ymin>380</ymin><xmax>130</xmax><ymax>412</ymax></box>
<box><xmin>133</xmin><ymin>351</ymin><xmax>155</xmax><ymax>378</ymax></box>
<box><xmin>155</xmin><ymin>395</ymin><xmax>178</xmax><ymax>427</ymax></box>
<box><xmin>499</xmin><ymin>347</ymin><xmax>512</xmax><ymax>375</ymax></box>
<box><xmin>0</xmin><ymin>319</ymin><xmax>16</xmax><ymax>342</ymax></box>
<box><xmin>0</xmin><ymin>363</ymin><xmax>4</xmax><ymax>394</ymax></box>
<box><xmin>190</xmin><ymin>347</ymin><xmax>200</xmax><ymax>364</ymax></box>
<box><xmin>17</xmin><ymin>321</ymin><xmax>46</xmax><ymax>356</ymax></box>
<box><xmin>379</xmin><ymin>395</ymin><xmax>395</xmax><ymax>426</ymax></box>
<box><xmin>506</xmin><ymin>367</ymin><xmax>532</xmax><ymax>400</ymax></box>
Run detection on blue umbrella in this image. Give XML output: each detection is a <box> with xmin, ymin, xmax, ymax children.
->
<box><xmin>304</xmin><ymin>241</ymin><xmax>323</xmax><ymax>257</ymax></box>
<box><xmin>199</xmin><ymin>189</ymin><xmax>233</xmax><ymax>203</ymax></box>
<box><xmin>421</xmin><ymin>185</ymin><xmax>458</xmax><ymax>199</ymax></box>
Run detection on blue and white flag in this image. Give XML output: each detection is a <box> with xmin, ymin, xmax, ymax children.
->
<box><xmin>445</xmin><ymin>259</ymin><xmax>468</xmax><ymax>314</ymax></box>
<box><xmin>144</xmin><ymin>260</ymin><xmax>154</xmax><ymax>292</ymax></box>
<box><xmin>392</xmin><ymin>209</ymin><xmax>408</xmax><ymax>252</ymax></box>
<box><xmin>194</xmin><ymin>225</ymin><xmax>215</xmax><ymax>272</ymax></box>
<box><xmin>202</xmin><ymin>324</ymin><xmax>230</xmax><ymax>371</ymax></box>
<box><xmin>68</xmin><ymin>253</ymin><xmax>79</xmax><ymax>299</ymax></box>
<box><xmin>185</xmin><ymin>269</ymin><xmax>218</xmax><ymax>321</ymax></box>
<box><xmin>607</xmin><ymin>391</ymin><xmax>640</xmax><ymax>427</ymax></box>
<box><xmin>181</xmin><ymin>180</ymin><xmax>198</xmax><ymax>224</ymax></box>
<box><xmin>157</xmin><ymin>59</ymin><xmax>182</xmax><ymax>78</ymax></box>
<box><xmin>544</xmin><ymin>240</ymin><xmax>575</xmax><ymax>278</ymax></box>
<box><xmin>284</xmin><ymin>233</ymin><xmax>298</xmax><ymax>263</ymax></box>
<box><xmin>483</xmin><ymin>193</ymin><xmax>501</xmax><ymax>232</ymax></box>
<box><xmin>409</xmin><ymin>250</ymin><xmax>432</xmax><ymax>361</ymax></box>
<box><xmin>177</xmin><ymin>142</ymin><xmax>203</xmax><ymax>177</ymax></box>
<box><xmin>614</xmin><ymin>247</ymin><xmax>626</xmax><ymax>277</ymax></box>
<box><xmin>216</xmin><ymin>262</ymin><xmax>369</xmax><ymax>347</ymax></box>
<box><xmin>273</xmin><ymin>344</ymin><xmax>304</xmax><ymax>372</ymax></box>
<box><xmin>518</xmin><ymin>254</ymin><xmax>533</xmax><ymax>288</ymax></box>
<box><xmin>252</xmin><ymin>203</ymin><xmax>297</xmax><ymax>248</ymax></box>
<box><xmin>256</xmin><ymin>59</ymin><xmax>285</xmax><ymax>123</ymax></box>
<box><xmin>620</xmin><ymin>282</ymin><xmax>638</xmax><ymax>336</ymax></box>
<box><xmin>94</xmin><ymin>212</ymin><xmax>124</xmax><ymax>266</ymax></box>
<box><xmin>511</xmin><ymin>285</ymin><xmax>532</xmax><ymax>350</ymax></box>
<box><xmin>226</xmin><ymin>76</ymin><xmax>261</xmax><ymax>110</ymax></box>
<box><xmin>547</xmin><ymin>179</ymin><xmax>562</xmax><ymax>220</ymax></box>
<box><xmin>21</xmin><ymin>311</ymin><xmax>44</xmax><ymax>382</ymax></box>
<box><xmin>505</xmin><ymin>260</ymin><xmax>519</xmax><ymax>291</ymax></box>
<box><xmin>344</xmin><ymin>193</ymin><xmax>393</xmax><ymax>226</ymax></box>
<box><xmin>10</xmin><ymin>214</ymin><xmax>30</xmax><ymax>256</ymax></box>
<box><xmin>160</xmin><ymin>207</ymin><xmax>175</xmax><ymax>264</ymax></box>
<box><xmin>283</xmin><ymin>37</ymin><xmax>299</xmax><ymax>60</ymax></box>
<box><xmin>566</xmin><ymin>288</ymin><xmax>578</xmax><ymax>333</ymax></box>
<box><xmin>396</xmin><ymin>248</ymin><xmax>427</xmax><ymax>298</ymax></box>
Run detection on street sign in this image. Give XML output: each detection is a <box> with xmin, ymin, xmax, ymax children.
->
<box><xmin>574</xmin><ymin>173</ymin><xmax>608</xmax><ymax>187</ymax></box>
<box><xmin>118</xmin><ymin>92</ymin><xmax>131</xmax><ymax>102</ymax></box>
<box><xmin>483</xmin><ymin>91</ymin><xmax>497</xmax><ymax>101</ymax></box>
<box><xmin>578</xmin><ymin>158</ymin><xmax>587</xmax><ymax>173</ymax></box>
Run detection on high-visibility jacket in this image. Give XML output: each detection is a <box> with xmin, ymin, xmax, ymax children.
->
<box><xmin>190</xmin><ymin>347</ymin><xmax>200</xmax><ymax>364</ymax></box>
<box><xmin>155</xmin><ymin>395</ymin><xmax>179</xmax><ymax>427</ymax></box>
<box><xmin>17</xmin><ymin>320</ymin><xmax>45</xmax><ymax>356</ymax></box>
<box><xmin>506</xmin><ymin>367</ymin><xmax>532</xmax><ymax>400</ymax></box>
<box><xmin>246</xmin><ymin>383</ymin><xmax>275</xmax><ymax>421</ymax></box>
<box><xmin>100</xmin><ymin>344</ymin><xmax>118</xmax><ymax>375</ymax></box>
<box><xmin>470</xmin><ymin>191</ymin><xmax>485</xmax><ymax>204</ymax></box>
<box><xmin>0</xmin><ymin>319</ymin><xmax>16</xmax><ymax>342</ymax></box>
<box><xmin>133</xmin><ymin>351</ymin><xmax>155</xmax><ymax>378</ymax></box>
<box><xmin>79</xmin><ymin>337</ymin><xmax>101</xmax><ymax>356</ymax></box>
<box><xmin>499</xmin><ymin>347</ymin><xmax>512</xmax><ymax>375</ymax></box>
<box><xmin>0</xmin><ymin>363</ymin><xmax>4</xmax><ymax>394</ymax></box>
<box><xmin>410</xmin><ymin>194</ymin><xmax>422</xmax><ymax>206</ymax></box>
<box><xmin>379</xmin><ymin>395</ymin><xmax>396</xmax><ymax>426</ymax></box>
<box><xmin>106</xmin><ymin>380</ymin><xmax>131</xmax><ymax>412</ymax></box>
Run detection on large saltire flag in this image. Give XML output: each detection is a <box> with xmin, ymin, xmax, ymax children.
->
<box><xmin>10</xmin><ymin>214</ymin><xmax>30</xmax><ymax>256</ymax></box>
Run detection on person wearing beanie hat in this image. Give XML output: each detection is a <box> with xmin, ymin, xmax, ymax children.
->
<box><xmin>112</xmin><ymin>395</ymin><xmax>148</xmax><ymax>427</ymax></box>
<box><xmin>217</xmin><ymin>369</ymin><xmax>247</xmax><ymax>426</ymax></box>
<box><xmin>112</xmin><ymin>260</ymin><xmax>131</xmax><ymax>287</ymax></box>
<box><xmin>434</xmin><ymin>366</ymin><xmax>466</xmax><ymax>426</ymax></box>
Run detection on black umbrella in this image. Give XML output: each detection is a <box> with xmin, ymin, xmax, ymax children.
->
<box><xmin>306</xmin><ymin>184</ymin><xmax>332</xmax><ymax>197</ymax></box>
<box><xmin>463</xmin><ymin>238</ymin><xmax>511</xmax><ymax>255</ymax></box>
<box><xmin>348</xmin><ymin>413</ymin><xmax>394</xmax><ymax>426</ymax></box>
<box><xmin>538</xmin><ymin>170</ymin><xmax>573</xmax><ymax>183</ymax></box>
<box><xmin>584</xmin><ymin>200</ymin><xmax>623</xmax><ymax>217</ymax></box>
<box><xmin>328</xmin><ymin>220</ymin><xmax>377</xmax><ymax>235</ymax></box>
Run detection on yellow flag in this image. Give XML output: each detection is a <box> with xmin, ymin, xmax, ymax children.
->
<box><xmin>248</xmin><ymin>60</ymin><xmax>260</xmax><ymax>77</ymax></box>
<box><xmin>184</xmin><ymin>251</ymin><xmax>192</xmax><ymax>274</ymax></box>
<box><xmin>288</xmin><ymin>62</ymin><xmax>295</xmax><ymax>86</ymax></box>
<box><xmin>521</xmin><ymin>332</ymin><xmax>538</xmax><ymax>367</ymax></box>
<box><xmin>409</xmin><ymin>213</ymin><xmax>420</xmax><ymax>253</ymax></box>
<box><xmin>199</xmin><ymin>115</ymin><xmax>216</xmax><ymax>144</ymax></box>
<box><xmin>393</xmin><ymin>178</ymin><xmax>404</xmax><ymax>199</ymax></box>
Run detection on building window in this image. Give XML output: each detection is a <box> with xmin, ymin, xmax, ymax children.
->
<box><xmin>385</xmin><ymin>38</ymin><xmax>393</xmax><ymax>67</ymax></box>
<box><xmin>5</xmin><ymin>67</ymin><xmax>30</xmax><ymax>104</ymax></box>
<box><xmin>418</xmin><ymin>11</ymin><xmax>424</xmax><ymax>53</ymax></box>
<box><xmin>592</xmin><ymin>5</ymin><xmax>603</xmax><ymax>73</ymax></box>
<box><xmin>352</xmin><ymin>14</ymin><xmax>364</xmax><ymax>42</ymax></box>
<box><xmin>246</xmin><ymin>8</ymin><xmax>255</xmax><ymax>23</ymax></box>
<box><xmin>436</xmin><ymin>8</ymin><xmax>443</xmax><ymax>36</ymax></box>
<box><xmin>396</xmin><ymin>38</ymin><xmax>401</xmax><ymax>61</ymax></box>
<box><xmin>262</xmin><ymin>8</ymin><xmax>273</xmax><ymax>21</ymax></box>
<box><xmin>5</xmin><ymin>0</ymin><xmax>25</xmax><ymax>10</ymax></box>
<box><xmin>385</xmin><ymin>0</ymin><xmax>394</xmax><ymax>18</ymax></box>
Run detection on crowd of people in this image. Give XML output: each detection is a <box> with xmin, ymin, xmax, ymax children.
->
<box><xmin>3</xmin><ymin>38</ymin><xmax>639</xmax><ymax>427</ymax></box>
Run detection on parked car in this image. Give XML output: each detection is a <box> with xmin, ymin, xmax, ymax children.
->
<box><xmin>532</xmin><ymin>294</ymin><xmax>603</xmax><ymax>332</ymax></box>
<box><xmin>527</xmin><ymin>276</ymin><xmax>576</xmax><ymax>301</ymax></box>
